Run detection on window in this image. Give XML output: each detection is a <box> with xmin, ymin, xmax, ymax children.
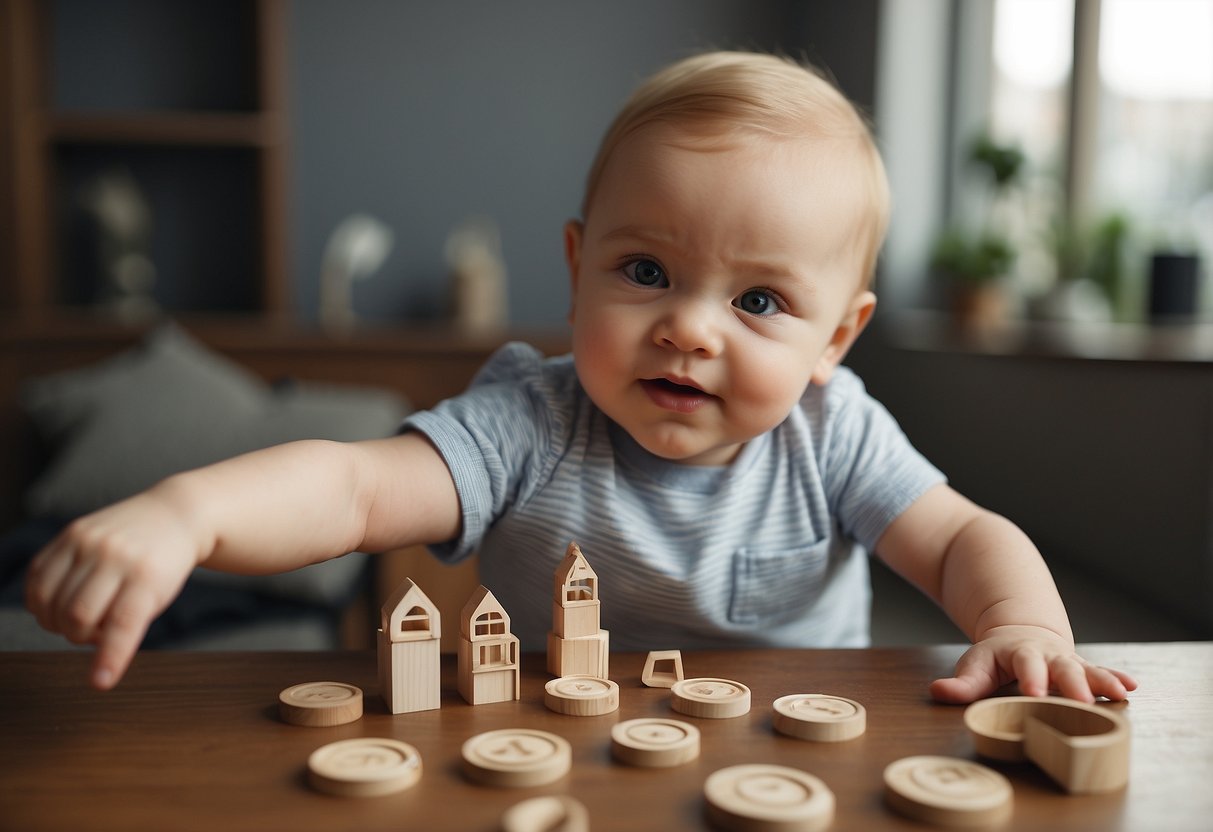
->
<box><xmin>985</xmin><ymin>0</ymin><xmax>1212</xmax><ymax>317</ymax></box>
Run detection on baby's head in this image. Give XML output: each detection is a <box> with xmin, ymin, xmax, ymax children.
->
<box><xmin>565</xmin><ymin>52</ymin><xmax>887</xmax><ymax>466</ymax></box>
<box><xmin>580</xmin><ymin>51</ymin><xmax>889</xmax><ymax>286</ymax></box>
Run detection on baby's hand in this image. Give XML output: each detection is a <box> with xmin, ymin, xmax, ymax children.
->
<box><xmin>930</xmin><ymin>625</ymin><xmax>1138</xmax><ymax>704</ymax></box>
<box><xmin>24</xmin><ymin>492</ymin><xmax>204</xmax><ymax>690</ymax></box>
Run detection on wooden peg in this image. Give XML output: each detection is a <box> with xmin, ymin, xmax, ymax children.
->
<box><xmin>671</xmin><ymin>677</ymin><xmax>751</xmax><ymax>719</ymax></box>
<box><xmin>704</xmin><ymin>764</ymin><xmax>835</xmax><ymax>831</ymax></box>
<box><xmin>611</xmin><ymin>718</ymin><xmax>700</xmax><ymax>768</ymax></box>
<box><xmin>641</xmin><ymin>650</ymin><xmax>684</xmax><ymax>688</ymax></box>
<box><xmin>544</xmin><ymin>675</ymin><xmax>619</xmax><ymax>716</ymax></box>
<box><xmin>278</xmin><ymin>681</ymin><xmax>363</xmax><ymax>727</ymax></box>
<box><xmin>964</xmin><ymin>695</ymin><xmax>1130</xmax><ymax>793</ymax></box>
<box><xmin>772</xmin><ymin>693</ymin><xmax>866</xmax><ymax>742</ymax></box>
<box><xmin>461</xmin><ymin>728</ymin><xmax>572</xmax><ymax>788</ymax></box>
<box><xmin>307</xmin><ymin>737</ymin><xmax>422</xmax><ymax>797</ymax></box>
<box><xmin>500</xmin><ymin>795</ymin><xmax>590</xmax><ymax>832</ymax></box>
<box><xmin>883</xmin><ymin>755</ymin><xmax>1012</xmax><ymax>827</ymax></box>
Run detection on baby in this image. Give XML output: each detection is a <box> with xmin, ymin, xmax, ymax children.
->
<box><xmin>26</xmin><ymin>51</ymin><xmax>1135</xmax><ymax>703</ymax></box>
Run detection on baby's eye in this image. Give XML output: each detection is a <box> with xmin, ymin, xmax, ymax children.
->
<box><xmin>734</xmin><ymin>288</ymin><xmax>780</xmax><ymax>316</ymax></box>
<box><xmin>623</xmin><ymin>259</ymin><xmax>668</xmax><ymax>288</ymax></box>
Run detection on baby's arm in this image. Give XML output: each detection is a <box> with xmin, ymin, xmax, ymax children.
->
<box><xmin>25</xmin><ymin>432</ymin><xmax>459</xmax><ymax>690</ymax></box>
<box><xmin>875</xmin><ymin>483</ymin><xmax>1137</xmax><ymax>704</ymax></box>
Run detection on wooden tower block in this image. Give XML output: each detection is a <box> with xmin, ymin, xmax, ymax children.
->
<box><xmin>552</xmin><ymin>542</ymin><xmax>601</xmax><ymax>639</ymax></box>
<box><xmin>457</xmin><ymin>585</ymin><xmax>521</xmax><ymax>705</ymax></box>
<box><xmin>546</xmin><ymin>630</ymin><xmax>610</xmax><ymax>678</ymax></box>
<box><xmin>377</xmin><ymin>577</ymin><xmax>442</xmax><ymax>714</ymax></box>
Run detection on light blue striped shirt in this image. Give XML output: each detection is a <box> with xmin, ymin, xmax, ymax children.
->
<box><xmin>404</xmin><ymin>342</ymin><xmax>945</xmax><ymax>652</ymax></box>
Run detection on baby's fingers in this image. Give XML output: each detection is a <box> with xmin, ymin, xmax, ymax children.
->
<box><xmin>90</xmin><ymin>584</ymin><xmax>157</xmax><ymax>690</ymax></box>
<box><xmin>1081</xmin><ymin>662</ymin><xmax>1137</xmax><ymax>702</ymax></box>
<box><xmin>25</xmin><ymin>542</ymin><xmax>77</xmax><ymax>630</ymax></box>
<box><xmin>930</xmin><ymin>644</ymin><xmax>1003</xmax><ymax>704</ymax></box>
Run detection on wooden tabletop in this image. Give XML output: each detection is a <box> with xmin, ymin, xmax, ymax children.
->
<box><xmin>0</xmin><ymin>643</ymin><xmax>1209</xmax><ymax>831</ymax></box>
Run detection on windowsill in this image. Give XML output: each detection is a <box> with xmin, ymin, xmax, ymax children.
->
<box><xmin>880</xmin><ymin>309</ymin><xmax>1213</xmax><ymax>364</ymax></box>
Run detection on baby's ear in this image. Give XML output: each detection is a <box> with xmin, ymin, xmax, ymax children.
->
<box><xmin>564</xmin><ymin>220</ymin><xmax>584</xmax><ymax>325</ymax></box>
<box><xmin>810</xmin><ymin>290</ymin><xmax>876</xmax><ymax>386</ymax></box>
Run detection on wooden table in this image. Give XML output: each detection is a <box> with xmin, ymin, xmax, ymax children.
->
<box><xmin>1</xmin><ymin>643</ymin><xmax>1209</xmax><ymax>831</ymax></box>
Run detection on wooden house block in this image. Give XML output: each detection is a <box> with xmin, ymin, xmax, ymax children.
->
<box><xmin>552</xmin><ymin>542</ymin><xmax>601</xmax><ymax>639</ymax></box>
<box><xmin>377</xmin><ymin>577</ymin><xmax>441</xmax><ymax>714</ymax></box>
<box><xmin>546</xmin><ymin>630</ymin><xmax>610</xmax><ymax>678</ymax></box>
<box><xmin>457</xmin><ymin>585</ymin><xmax>521</xmax><ymax>705</ymax></box>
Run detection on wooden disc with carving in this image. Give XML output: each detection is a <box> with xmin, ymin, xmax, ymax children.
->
<box><xmin>307</xmin><ymin>737</ymin><xmax>421</xmax><ymax>797</ymax></box>
<box><xmin>704</xmin><ymin>764</ymin><xmax>835</xmax><ymax>831</ymax></box>
<box><xmin>611</xmin><ymin>717</ymin><xmax>700</xmax><ymax>768</ymax></box>
<box><xmin>772</xmin><ymin>693</ymin><xmax>866</xmax><ymax>742</ymax></box>
<box><xmin>461</xmin><ymin>728</ymin><xmax>572</xmax><ymax>787</ymax></box>
<box><xmin>544</xmin><ymin>675</ymin><xmax>620</xmax><ymax>716</ymax></box>
<box><xmin>671</xmin><ymin>677</ymin><xmax>752</xmax><ymax>719</ymax></box>
<box><xmin>279</xmin><ymin>681</ymin><xmax>363</xmax><ymax>727</ymax></box>
<box><xmin>501</xmin><ymin>795</ymin><xmax>590</xmax><ymax>832</ymax></box>
<box><xmin>883</xmin><ymin>755</ymin><xmax>1013</xmax><ymax>827</ymax></box>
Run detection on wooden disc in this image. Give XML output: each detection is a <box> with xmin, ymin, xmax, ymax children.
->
<box><xmin>307</xmin><ymin>737</ymin><xmax>421</xmax><ymax>797</ymax></box>
<box><xmin>279</xmin><ymin>681</ymin><xmax>363</xmax><ymax>727</ymax></box>
<box><xmin>671</xmin><ymin>677</ymin><xmax>752</xmax><ymax>719</ymax></box>
<box><xmin>611</xmin><ymin>718</ymin><xmax>700</xmax><ymax>768</ymax></box>
<box><xmin>544</xmin><ymin>675</ymin><xmax>620</xmax><ymax>716</ymax></box>
<box><xmin>772</xmin><ymin>693</ymin><xmax>866</xmax><ymax>742</ymax></box>
<box><xmin>501</xmin><ymin>795</ymin><xmax>590</xmax><ymax>832</ymax></box>
<box><xmin>461</xmin><ymin>728</ymin><xmax>572</xmax><ymax>787</ymax></box>
<box><xmin>883</xmin><ymin>755</ymin><xmax>1013</xmax><ymax>827</ymax></box>
<box><xmin>704</xmin><ymin>764</ymin><xmax>835</xmax><ymax>832</ymax></box>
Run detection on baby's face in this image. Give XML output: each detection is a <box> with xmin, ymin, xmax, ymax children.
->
<box><xmin>566</xmin><ymin>124</ymin><xmax>875</xmax><ymax>466</ymax></box>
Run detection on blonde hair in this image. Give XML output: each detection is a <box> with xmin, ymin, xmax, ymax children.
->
<box><xmin>580</xmin><ymin>51</ymin><xmax>889</xmax><ymax>285</ymax></box>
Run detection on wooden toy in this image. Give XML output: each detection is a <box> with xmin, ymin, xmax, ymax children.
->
<box><xmin>610</xmin><ymin>718</ymin><xmax>700</xmax><ymax>768</ymax></box>
<box><xmin>671</xmin><ymin>677</ymin><xmax>752</xmax><ymax>719</ymax></box>
<box><xmin>772</xmin><ymin>693</ymin><xmax>866</xmax><ymax>742</ymax></box>
<box><xmin>544</xmin><ymin>675</ymin><xmax>620</xmax><ymax>716</ymax></box>
<box><xmin>964</xmin><ymin>695</ymin><xmax>1130</xmax><ymax>793</ymax></box>
<box><xmin>377</xmin><ymin>577</ymin><xmax>441</xmax><ymax>714</ymax></box>
<box><xmin>278</xmin><ymin>681</ymin><xmax>363</xmax><ymax>727</ymax></box>
<box><xmin>883</xmin><ymin>755</ymin><xmax>1013</xmax><ymax>827</ymax></box>
<box><xmin>704</xmin><ymin>764</ymin><xmax>835</xmax><ymax>832</ymax></box>
<box><xmin>641</xmin><ymin>649</ymin><xmax>685</xmax><ymax>688</ymax></box>
<box><xmin>501</xmin><ymin>795</ymin><xmax>590</xmax><ymax>832</ymax></box>
<box><xmin>307</xmin><ymin>737</ymin><xmax>422</xmax><ymax>797</ymax></box>
<box><xmin>461</xmin><ymin>728</ymin><xmax>572</xmax><ymax>787</ymax></box>
<box><xmin>547</xmin><ymin>542</ymin><xmax>610</xmax><ymax>678</ymax></box>
<box><xmin>457</xmin><ymin>585</ymin><xmax>521</xmax><ymax>706</ymax></box>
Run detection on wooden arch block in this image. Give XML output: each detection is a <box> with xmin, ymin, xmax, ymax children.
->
<box><xmin>641</xmin><ymin>650</ymin><xmax>684</xmax><ymax>688</ymax></box>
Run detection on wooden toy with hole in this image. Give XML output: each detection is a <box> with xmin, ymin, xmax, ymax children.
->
<box><xmin>964</xmin><ymin>695</ymin><xmax>1130</xmax><ymax>793</ymax></box>
<box><xmin>546</xmin><ymin>541</ymin><xmax>610</xmax><ymax>678</ymax></box>
<box><xmin>772</xmin><ymin>693</ymin><xmax>866</xmax><ymax>742</ymax></box>
<box><xmin>641</xmin><ymin>649</ymin><xmax>685</xmax><ymax>688</ymax></box>
<box><xmin>377</xmin><ymin>577</ymin><xmax>442</xmax><ymax>714</ymax></box>
<box><xmin>457</xmin><ymin>584</ymin><xmax>520</xmax><ymax>705</ymax></box>
<box><xmin>671</xmin><ymin>677</ymin><xmax>752</xmax><ymax>719</ymax></box>
<box><xmin>883</xmin><ymin>755</ymin><xmax>1013</xmax><ymax>827</ymax></box>
<box><xmin>544</xmin><ymin>674</ymin><xmax>619</xmax><ymax>715</ymax></box>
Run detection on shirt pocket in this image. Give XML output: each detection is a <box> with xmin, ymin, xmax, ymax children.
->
<box><xmin>728</xmin><ymin>540</ymin><xmax>831</xmax><ymax>626</ymax></box>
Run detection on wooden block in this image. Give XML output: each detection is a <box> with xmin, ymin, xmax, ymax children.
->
<box><xmin>641</xmin><ymin>650</ymin><xmax>684</xmax><ymax>688</ymax></box>
<box><xmin>546</xmin><ymin>629</ymin><xmax>610</xmax><ymax>678</ymax></box>
<box><xmin>377</xmin><ymin>629</ymin><xmax>441</xmax><ymax>714</ymax></box>
<box><xmin>457</xmin><ymin>634</ymin><xmax>521</xmax><ymax>705</ymax></box>
<box><xmin>307</xmin><ymin>737</ymin><xmax>422</xmax><ymax>797</ymax></box>
<box><xmin>704</xmin><ymin>764</ymin><xmax>835</xmax><ymax>831</ymax></box>
<box><xmin>671</xmin><ymin>677</ymin><xmax>751</xmax><ymax>719</ymax></box>
<box><xmin>501</xmin><ymin>796</ymin><xmax>590</xmax><ymax>832</ymax></box>
<box><xmin>883</xmin><ymin>755</ymin><xmax>1012</xmax><ymax>827</ymax></box>
<box><xmin>461</xmin><ymin>728</ymin><xmax>572</xmax><ymax>788</ymax></box>
<box><xmin>278</xmin><ymin>681</ymin><xmax>363</xmax><ymax>727</ymax></box>
<box><xmin>772</xmin><ymin>693</ymin><xmax>866</xmax><ymax>742</ymax></box>
<box><xmin>611</xmin><ymin>717</ymin><xmax>700</xmax><ymax>768</ymax></box>
<box><xmin>544</xmin><ymin>675</ymin><xmax>619</xmax><ymax>716</ymax></box>
<box><xmin>964</xmin><ymin>695</ymin><xmax>1131</xmax><ymax>793</ymax></box>
<box><xmin>551</xmin><ymin>599</ymin><xmax>600</xmax><ymax>639</ymax></box>
<box><xmin>379</xmin><ymin>577</ymin><xmax>441</xmax><ymax>643</ymax></box>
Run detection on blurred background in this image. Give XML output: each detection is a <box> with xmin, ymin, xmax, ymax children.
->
<box><xmin>1</xmin><ymin>0</ymin><xmax>1209</xmax><ymax>648</ymax></box>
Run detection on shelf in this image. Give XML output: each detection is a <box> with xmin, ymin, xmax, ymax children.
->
<box><xmin>46</xmin><ymin>112</ymin><xmax>286</xmax><ymax>147</ymax></box>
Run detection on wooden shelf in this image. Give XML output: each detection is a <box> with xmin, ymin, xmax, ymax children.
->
<box><xmin>46</xmin><ymin>111</ymin><xmax>286</xmax><ymax>147</ymax></box>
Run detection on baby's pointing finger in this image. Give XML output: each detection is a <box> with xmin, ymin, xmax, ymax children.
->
<box><xmin>92</xmin><ymin>584</ymin><xmax>156</xmax><ymax>691</ymax></box>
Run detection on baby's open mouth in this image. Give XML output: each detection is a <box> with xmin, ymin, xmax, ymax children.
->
<box><xmin>645</xmin><ymin>377</ymin><xmax>706</xmax><ymax>396</ymax></box>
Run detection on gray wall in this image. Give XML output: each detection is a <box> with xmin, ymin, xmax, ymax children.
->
<box><xmin>288</xmin><ymin>0</ymin><xmax>879</xmax><ymax>325</ymax></box>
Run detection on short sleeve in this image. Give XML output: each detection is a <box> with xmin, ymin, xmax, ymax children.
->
<box><xmin>400</xmin><ymin>343</ymin><xmax>572</xmax><ymax>562</ymax></box>
<box><xmin>819</xmin><ymin>369</ymin><xmax>946</xmax><ymax>552</ymax></box>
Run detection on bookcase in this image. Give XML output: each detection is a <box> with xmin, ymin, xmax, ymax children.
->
<box><xmin>0</xmin><ymin>0</ymin><xmax>289</xmax><ymax>318</ymax></box>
